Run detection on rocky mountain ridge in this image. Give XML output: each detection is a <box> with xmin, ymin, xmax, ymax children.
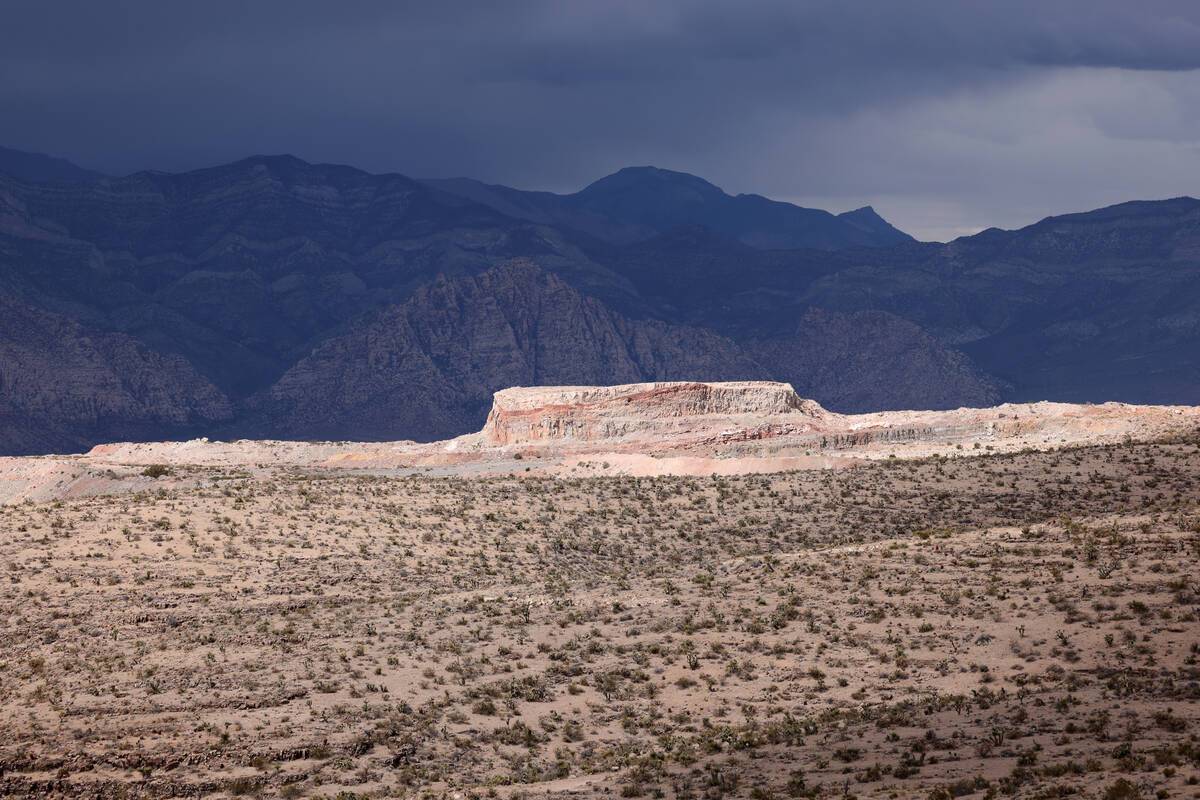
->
<box><xmin>0</xmin><ymin>148</ymin><xmax>1197</xmax><ymax>454</ymax></box>
<box><xmin>242</xmin><ymin>261</ymin><xmax>766</xmax><ymax>442</ymax></box>
<box><xmin>0</xmin><ymin>294</ymin><xmax>231</xmax><ymax>454</ymax></box>
<box><xmin>425</xmin><ymin>165</ymin><xmax>914</xmax><ymax>250</ymax></box>
<box><xmin>240</xmin><ymin>261</ymin><xmax>1001</xmax><ymax>443</ymax></box>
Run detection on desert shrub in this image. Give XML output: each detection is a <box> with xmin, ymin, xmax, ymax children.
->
<box><xmin>1104</xmin><ymin>778</ymin><xmax>1140</xmax><ymax>800</ymax></box>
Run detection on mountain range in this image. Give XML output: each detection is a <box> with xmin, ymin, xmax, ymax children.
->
<box><xmin>0</xmin><ymin>146</ymin><xmax>1196</xmax><ymax>454</ymax></box>
<box><xmin>424</xmin><ymin>166</ymin><xmax>913</xmax><ymax>250</ymax></box>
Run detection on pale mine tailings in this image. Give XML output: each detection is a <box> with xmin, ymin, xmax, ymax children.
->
<box><xmin>2</xmin><ymin>381</ymin><xmax>1198</xmax><ymax>502</ymax></box>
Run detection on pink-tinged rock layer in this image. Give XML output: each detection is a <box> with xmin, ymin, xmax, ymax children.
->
<box><xmin>482</xmin><ymin>381</ymin><xmax>826</xmax><ymax>444</ymax></box>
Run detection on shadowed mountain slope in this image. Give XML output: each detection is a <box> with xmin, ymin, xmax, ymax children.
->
<box><xmin>426</xmin><ymin>166</ymin><xmax>914</xmax><ymax>250</ymax></box>
<box><xmin>754</xmin><ymin>308</ymin><xmax>1007</xmax><ymax>412</ymax></box>
<box><xmin>0</xmin><ymin>149</ymin><xmax>1196</xmax><ymax>453</ymax></box>
<box><xmin>0</xmin><ymin>294</ymin><xmax>231</xmax><ymax>455</ymax></box>
<box><xmin>0</xmin><ymin>155</ymin><xmax>635</xmax><ymax>397</ymax></box>
<box><xmin>798</xmin><ymin>197</ymin><xmax>1200</xmax><ymax>403</ymax></box>
<box><xmin>244</xmin><ymin>261</ymin><xmax>767</xmax><ymax>441</ymax></box>
<box><xmin>246</xmin><ymin>262</ymin><xmax>1002</xmax><ymax>442</ymax></box>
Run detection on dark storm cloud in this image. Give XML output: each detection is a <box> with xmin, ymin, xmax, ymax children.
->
<box><xmin>3</xmin><ymin>0</ymin><xmax>1200</xmax><ymax>239</ymax></box>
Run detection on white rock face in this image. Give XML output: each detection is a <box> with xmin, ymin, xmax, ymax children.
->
<box><xmin>484</xmin><ymin>381</ymin><xmax>828</xmax><ymax>444</ymax></box>
<box><xmin>492</xmin><ymin>381</ymin><xmax>820</xmax><ymax>413</ymax></box>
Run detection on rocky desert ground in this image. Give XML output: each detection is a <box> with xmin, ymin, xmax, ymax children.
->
<box><xmin>1</xmin><ymin>383</ymin><xmax>1199</xmax><ymax>799</ymax></box>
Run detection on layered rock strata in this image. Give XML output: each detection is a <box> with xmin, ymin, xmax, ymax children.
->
<box><xmin>482</xmin><ymin>381</ymin><xmax>825</xmax><ymax>444</ymax></box>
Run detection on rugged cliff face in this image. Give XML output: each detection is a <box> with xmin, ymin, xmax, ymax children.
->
<box><xmin>0</xmin><ymin>294</ymin><xmax>231</xmax><ymax>454</ymax></box>
<box><xmin>468</xmin><ymin>380</ymin><xmax>1199</xmax><ymax>469</ymax></box>
<box><xmin>756</xmin><ymin>308</ymin><xmax>1007</xmax><ymax>411</ymax></box>
<box><xmin>798</xmin><ymin>198</ymin><xmax>1200</xmax><ymax>403</ymax></box>
<box><xmin>245</xmin><ymin>262</ymin><xmax>767</xmax><ymax>442</ymax></box>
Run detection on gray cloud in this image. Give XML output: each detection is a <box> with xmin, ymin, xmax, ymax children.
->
<box><xmin>2</xmin><ymin>0</ymin><xmax>1199</xmax><ymax>239</ymax></box>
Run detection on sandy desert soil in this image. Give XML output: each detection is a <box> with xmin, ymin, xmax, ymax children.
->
<box><xmin>1</xmin><ymin>428</ymin><xmax>1198</xmax><ymax>799</ymax></box>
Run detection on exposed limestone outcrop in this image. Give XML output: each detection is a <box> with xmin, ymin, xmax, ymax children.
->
<box><xmin>474</xmin><ymin>380</ymin><xmax>1200</xmax><ymax>460</ymax></box>
<box><xmin>483</xmin><ymin>381</ymin><xmax>826</xmax><ymax>444</ymax></box>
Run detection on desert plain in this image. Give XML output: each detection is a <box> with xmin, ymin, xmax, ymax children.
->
<box><xmin>0</xmin><ymin>383</ymin><xmax>1198</xmax><ymax>799</ymax></box>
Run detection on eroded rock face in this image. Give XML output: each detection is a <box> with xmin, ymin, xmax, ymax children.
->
<box><xmin>754</xmin><ymin>308</ymin><xmax>1008</xmax><ymax>411</ymax></box>
<box><xmin>473</xmin><ymin>381</ymin><xmax>1200</xmax><ymax>470</ymax></box>
<box><xmin>483</xmin><ymin>381</ymin><xmax>828</xmax><ymax>444</ymax></box>
<box><xmin>0</xmin><ymin>294</ymin><xmax>232</xmax><ymax>455</ymax></box>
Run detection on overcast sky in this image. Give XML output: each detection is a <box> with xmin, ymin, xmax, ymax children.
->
<box><xmin>3</xmin><ymin>0</ymin><xmax>1200</xmax><ymax>240</ymax></box>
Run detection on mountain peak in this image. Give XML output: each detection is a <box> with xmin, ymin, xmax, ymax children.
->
<box><xmin>577</xmin><ymin>166</ymin><xmax>727</xmax><ymax>203</ymax></box>
<box><xmin>559</xmin><ymin>167</ymin><xmax>914</xmax><ymax>249</ymax></box>
<box><xmin>836</xmin><ymin>205</ymin><xmax>916</xmax><ymax>244</ymax></box>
